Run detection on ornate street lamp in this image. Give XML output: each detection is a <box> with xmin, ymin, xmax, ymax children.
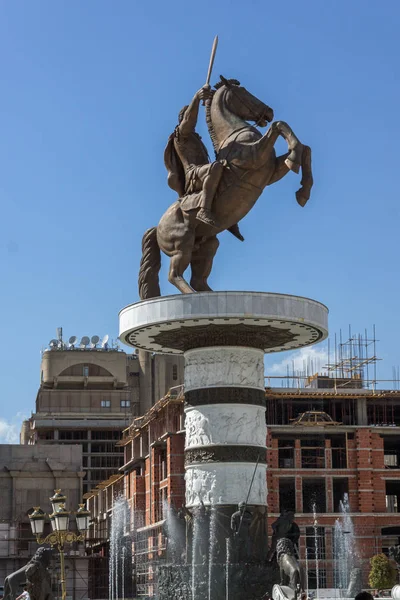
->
<box><xmin>29</xmin><ymin>490</ymin><xmax>90</xmax><ymax>600</ymax></box>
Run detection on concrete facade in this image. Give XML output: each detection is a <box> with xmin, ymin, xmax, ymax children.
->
<box><xmin>0</xmin><ymin>444</ymin><xmax>87</xmax><ymax>598</ymax></box>
<box><xmin>22</xmin><ymin>344</ymin><xmax>183</xmax><ymax>495</ymax></box>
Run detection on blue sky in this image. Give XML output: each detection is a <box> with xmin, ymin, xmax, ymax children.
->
<box><xmin>1</xmin><ymin>1</ymin><xmax>400</xmax><ymax>440</ymax></box>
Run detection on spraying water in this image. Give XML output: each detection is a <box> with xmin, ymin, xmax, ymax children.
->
<box><xmin>225</xmin><ymin>537</ymin><xmax>231</xmax><ymax>600</ymax></box>
<box><xmin>109</xmin><ymin>495</ymin><xmax>131</xmax><ymax>600</ymax></box>
<box><xmin>305</xmin><ymin>546</ymin><xmax>309</xmax><ymax>600</ymax></box>
<box><xmin>313</xmin><ymin>504</ymin><xmax>320</xmax><ymax>600</ymax></box>
<box><xmin>164</xmin><ymin>501</ymin><xmax>180</xmax><ymax>563</ymax></box>
<box><xmin>192</xmin><ymin>513</ymin><xmax>200</xmax><ymax>600</ymax></box>
<box><xmin>121</xmin><ymin>546</ymin><xmax>126</xmax><ymax>600</ymax></box>
<box><xmin>334</xmin><ymin>494</ymin><xmax>358</xmax><ymax>598</ymax></box>
<box><xmin>208</xmin><ymin>506</ymin><xmax>217</xmax><ymax>600</ymax></box>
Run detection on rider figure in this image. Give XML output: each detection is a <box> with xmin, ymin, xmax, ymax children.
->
<box><xmin>165</xmin><ymin>85</ymin><xmax>244</xmax><ymax>239</ymax></box>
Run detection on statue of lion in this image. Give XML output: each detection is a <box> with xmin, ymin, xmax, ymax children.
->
<box><xmin>3</xmin><ymin>548</ymin><xmax>54</xmax><ymax>600</ymax></box>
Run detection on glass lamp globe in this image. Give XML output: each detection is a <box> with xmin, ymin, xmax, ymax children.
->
<box><xmin>52</xmin><ymin>504</ymin><xmax>70</xmax><ymax>532</ymax></box>
<box><xmin>49</xmin><ymin>490</ymin><xmax>67</xmax><ymax>513</ymax></box>
<box><xmin>29</xmin><ymin>507</ymin><xmax>46</xmax><ymax>536</ymax></box>
<box><xmin>50</xmin><ymin>514</ymin><xmax>56</xmax><ymax>531</ymax></box>
<box><xmin>75</xmin><ymin>504</ymin><xmax>91</xmax><ymax>532</ymax></box>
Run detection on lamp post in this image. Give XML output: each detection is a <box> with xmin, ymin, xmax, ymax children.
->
<box><xmin>29</xmin><ymin>490</ymin><xmax>90</xmax><ymax>600</ymax></box>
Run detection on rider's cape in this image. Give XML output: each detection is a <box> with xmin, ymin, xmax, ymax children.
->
<box><xmin>164</xmin><ymin>133</ymin><xmax>186</xmax><ymax>198</ymax></box>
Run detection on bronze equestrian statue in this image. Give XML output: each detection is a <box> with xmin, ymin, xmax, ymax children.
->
<box><xmin>3</xmin><ymin>548</ymin><xmax>54</xmax><ymax>600</ymax></box>
<box><xmin>138</xmin><ymin>76</ymin><xmax>313</xmax><ymax>299</ymax></box>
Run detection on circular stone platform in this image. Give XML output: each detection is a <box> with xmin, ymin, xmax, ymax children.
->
<box><xmin>119</xmin><ymin>291</ymin><xmax>328</xmax><ymax>354</ymax></box>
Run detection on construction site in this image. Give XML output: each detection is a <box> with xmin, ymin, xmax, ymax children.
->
<box><xmin>6</xmin><ymin>327</ymin><xmax>399</xmax><ymax>597</ymax></box>
<box><xmin>77</xmin><ymin>327</ymin><xmax>400</xmax><ymax>596</ymax></box>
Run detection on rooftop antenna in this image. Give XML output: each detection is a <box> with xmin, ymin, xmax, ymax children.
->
<box><xmin>56</xmin><ymin>327</ymin><xmax>63</xmax><ymax>342</ymax></box>
<box><xmin>68</xmin><ymin>336</ymin><xmax>77</xmax><ymax>349</ymax></box>
<box><xmin>80</xmin><ymin>336</ymin><xmax>90</xmax><ymax>349</ymax></box>
<box><xmin>49</xmin><ymin>339</ymin><xmax>58</xmax><ymax>349</ymax></box>
<box><xmin>101</xmin><ymin>334</ymin><xmax>109</xmax><ymax>350</ymax></box>
<box><xmin>91</xmin><ymin>335</ymin><xmax>100</xmax><ymax>348</ymax></box>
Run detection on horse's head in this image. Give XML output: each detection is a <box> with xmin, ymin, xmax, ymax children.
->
<box><xmin>214</xmin><ymin>76</ymin><xmax>274</xmax><ymax>127</ymax></box>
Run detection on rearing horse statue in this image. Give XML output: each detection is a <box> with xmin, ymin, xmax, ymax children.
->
<box><xmin>138</xmin><ymin>76</ymin><xmax>313</xmax><ymax>299</ymax></box>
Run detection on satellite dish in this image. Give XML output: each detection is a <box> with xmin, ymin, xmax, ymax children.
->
<box><xmin>101</xmin><ymin>334</ymin><xmax>109</xmax><ymax>348</ymax></box>
<box><xmin>68</xmin><ymin>336</ymin><xmax>77</xmax><ymax>348</ymax></box>
<box><xmin>49</xmin><ymin>339</ymin><xmax>58</xmax><ymax>349</ymax></box>
<box><xmin>80</xmin><ymin>336</ymin><xmax>90</xmax><ymax>348</ymax></box>
<box><xmin>91</xmin><ymin>335</ymin><xmax>100</xmax><ymax>347</ymax></box>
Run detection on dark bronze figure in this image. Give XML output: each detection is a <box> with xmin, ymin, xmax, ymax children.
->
<box><xmin>139</xmin><ymin>76</ymin><xmax>313</xmax><ymax>299</ymax></box>
<box><xmin>231</xmin><ymin>502</ymin><xmax>253</xmax><ymax>563</ymax></box>
<box><xmin>269</xmin><ymin>512</ymin><xmax>303</xmax><ymax>600</ymax></box>
<box><xmin>3</xmin><ymin>548</ymin><xmax>54</xmax><ymax>600</ymax></box>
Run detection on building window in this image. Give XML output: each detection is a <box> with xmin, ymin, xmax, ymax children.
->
<box><xmin>92</xmin><ymin>430</ymin><xmax>121</xmax><ymax>440</ymax></box>
<box><xmin>307</xmin><ymin>568</ymin><xmax>327</xmax><ymax>590</ymax></box>
<box><xmin>278</xmin><ymin>439</ymin><xmax>295</xmax><ymax>468</ymax></box>
<box><xmin>305</xmin><ymin>526</ymin><xmax>326</xmax><ymax>559</ymax></box>
<box><xmin>160</xmin><ymin>448</ymin><xmax>167</xmax><ymax>480</ymax></box>
<box><xmin>384</xmin><ymin>438</ymin><xmax>400</xmax><ymax>468</ymax></box>
<box><xmin>101</xmin><ymin>400</ymin><xmax>111</xmax><ymax>408</ymax></box>
<box><xmin>333</xmin><ymin>478</ymin><xmax>349</xmax><ymax>512</ymax></box>
<box><xmin>83</xmin><ymin>366</ymin><xmax>89</xmax><ymax>377</ymax></box>
<box><xmin>386</xmin><ymin>481</ymin><xmax>400</xmax><ymax>512</ymax></box>
<box><xmin>302</xmin><ymin>478</ymin><xmax>326</xmax><ymax>513</ymax></box>
<box><xmin>331</xmin><ymin>435</ymin><xmax>347</xmax><ymax>468</ymax></box>
<box><xmin>279</xmin><ymin>478</ymin><xmax>296</xmax><ymax>513</ymax></box>
<box><xmin>59</xmin><ymin>430</ymin><xmax>87</xmax><ymax>441</ymax></box>
<box><xmin>382</xmin><ymin>526</ymin><xmax>400</xmax><ymax>555</ymax></box>
<box><xmin>161</xmin><ymin>488</ymin><xmax>168</xmax><ymax>519</ymax></box>
<box><xmin>172</xmin><ymin>364</ymin><xmax>178</xmax><ymax>381</ymax></box>
<box><xmin>38</xmin><ymin>431</ymin><xmax>54</xmax><ymax>441</ymax></box>
<box><xmin>301</xmin><ymin>437</ymin><xmax>325</xmax><ymax>469</ymax></box>
<box><xmin>121</xmin><ymin>400</ymin><xmax>131</xmax><ymax>408</ymax></box>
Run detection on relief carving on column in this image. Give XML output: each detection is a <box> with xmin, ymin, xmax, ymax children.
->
<box><xmin>185</xmin><ymin>464</ymin><xmax>267</xmax><ymax>507</ymax></box>
<box><xmin>184</xmin><ymin>347</ymin><xmax>265</xmax><ymax>391</ymax></box>
<box><xmin>185</xmin><ymin>405</ymin><xmax>266</xmax><ymax>448</ymax></box>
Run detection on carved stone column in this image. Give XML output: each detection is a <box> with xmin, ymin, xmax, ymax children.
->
<box><xmin>183</xmin><ymin>346</ymin><xmax>267</xmax><ymax>511</ymax></box>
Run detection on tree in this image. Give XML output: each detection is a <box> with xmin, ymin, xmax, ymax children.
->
<box><xmin>368</xmin><ymin>553</ymin><xmax>397</xmax><ymax>590</ymax></box>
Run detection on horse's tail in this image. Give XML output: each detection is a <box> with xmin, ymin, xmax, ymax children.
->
<box><xmin>138</xmin><ymin>227</ymin><xmax>161</xmax><ymax>300</ymax></box>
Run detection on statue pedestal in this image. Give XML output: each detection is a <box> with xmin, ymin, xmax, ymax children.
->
<box><xmin>119</xmin><ymin>291</ymin><xmax>328</xmax><ymax>599</ymax></box>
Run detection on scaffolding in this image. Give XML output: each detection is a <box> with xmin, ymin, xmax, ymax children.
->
<box><xmin>325</xmin><ymin>326</ymin><xmax>381</xmax><ymax>389</ymax></box>
<box><xmin>264</xmin><ymin>325</ymin><xmax>400</xmax><ymax>391</ymax></box>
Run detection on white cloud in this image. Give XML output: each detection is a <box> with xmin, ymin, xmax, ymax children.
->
<box><xmin>265</xmin><ymin>345</ymin><xmax>329</xmax><ymax>377</ymax></box>
<box><xmin>0</xmin><ymin>412</ymin><xmax>27</xmax><ymax>444</ymax></box>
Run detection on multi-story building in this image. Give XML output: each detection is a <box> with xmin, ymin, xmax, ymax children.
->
<box><xmin>112</xmin><ymin>377</ymin><xmax>400</xmax><ymax>594</ymax></box>
<box><xmin>0</xmin><ymin>444</ymin><xmax>87</xmax><ymax>596</ymax></box>
<box><xmin>21</xmin><ymin>335</ymin><xmax>184</xmax><ymax>495</ymax></box>
<box><xmin>86</xmin><ymin>386</ymin><xmax>184</xmax><ymax>598</ymax></box>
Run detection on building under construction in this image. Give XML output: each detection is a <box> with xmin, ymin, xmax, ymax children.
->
<box><xmin>86</xmin><ymin>329</ymin><xmax>400</xmax><ymax>594</ymax></box>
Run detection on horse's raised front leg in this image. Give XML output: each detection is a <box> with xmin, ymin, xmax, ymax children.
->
<box><xmin>273</xmin><ymin>121</ymin><xmax>303</xmax><ymax>174</ymax></box>
<box><xmin>268</xmin><ymin>146</ymin><xmax>313</xmax><ymax>208</ymax></box>
<box><xmin>239</xmin><ymin>121</ymin><xmax>302</xmax><ymax>172</ymax></box>
<box><xmin>296</xmin><ymin>145</ymin><xmax>313</xmax><ymax>207</ymax></box>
